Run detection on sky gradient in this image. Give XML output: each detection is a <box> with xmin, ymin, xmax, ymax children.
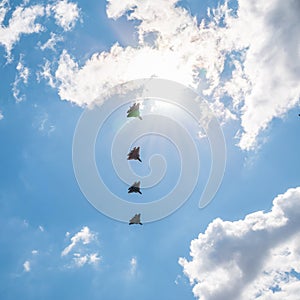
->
<box><xmin>1</xmin><ymin>0</ymin><xmax>300</xmax><ymax>299</ymax></box>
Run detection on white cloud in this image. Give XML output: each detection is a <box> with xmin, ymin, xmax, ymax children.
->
<box><xmin>37</xmin><ymin>60</ymin><xmax>56</xmax><ymax>88</ymax></box>
<box><xmin>89</xmin><ymin>253</ymin><xmax>101</xmax><ymax>265</ymax></box>
<box><xmin>73</xmin><ymin>253</ymin><xmax>88</xmax><ymax>267</ymax></box>
<box><xmin>179</xmin><ymin>187</ymin><xmax>300</xmax><ymax>300</ymax></box>
<box><xmin>73</xmin><ymin>252</ymin><xmax>100</xmax><ymax>267</ymax></box>
<box><xmin>12</xmin><ymin>56</ymin><xmax>29</xmax><ymax>102</ymax></box>
<box><xmin>50</xmin><ymin>0</ymin><xmax>80</xmax><ymax>31</ymax></box>
<box><xmin>0</xmin><ymin>2</ymin><xmax>45</xmax><ymax>59</ymax></box>
<box><xmin>39</xmin><ymin>32</ymin><xmax>63</xmax><ymax>51</ymax></box>
<box><xmin>32</xmin><ymin>111</ymin><xmax>56</xmax><ymax>135</ymax></box>
<box><xmin>0</xmin><ymin>1</ymin><xmax>80</xmax><ymax>60</ymax></box>
<box><xmin>23</xmin><ymin>260</ymin><xmax>31</xmax><ymax>272</ymax></box>
<box><xmin>50</xmin><ymin>0</ymin><xmax>300</xmax><ymax>151</ymax></box>
<box><xmin>221</xmin><ymin>0</ymin><xmax>300</xmax><ymax>150</ymax></box>
<box><xmin>61</xmin><ymin>227</ymin><xmax>101</xmax><ymax>268</ymax></box>
<box><xmin>31</xmin><ymin>249</ymin><xmax>38</xmax><ymax>255</ymax></box>
<box><xmin>53</xmin><ymin>0</ymin><xmax>234</xmax><ymax>108</ymax></box>
<box><xmin>62</xmin><ymin>226</ymin><xmax>96</xmax><ymax>256</ymax></box>
<box><xmin>16</xmin><ymin>57</ymin><xmax>29</xmax><ymax>84</ymax></box>
<box><xmin>130</xmin><ymin>257</ymin><xmax>137</xmax><ymax>275</ymax></box>
<box><xmin>38</xmin><ymin>225</ymin><xmax>44</xmax><ymax>232</ymax></box>
<box><xmin>0</xmin><ymin>110</ymin><xmax>3</xmax><ymax>120</ymax></box>
<box><xmin>12</xmin><ymin>83</ymin><xmax>24</xmax><ymax>102</ymax></box>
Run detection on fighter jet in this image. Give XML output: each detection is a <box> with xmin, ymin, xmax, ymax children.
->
<box><xmin>127</xmin><ymin>146</ymin><xmax>142</xmax><ymax>162</ymax></box>
<box><xmin>129</xmin><ymin>213</ymin><xmax>143</xmax><ymax>225</ymax></box>
<box><xmin>127</xmin><ymin>103</ymin><xmax>142</xmax><ymax>120</ymax></box>
<box><xmin>128</xmin><ymin>181</ymin><xmax>142</xmax><ymax>194</ymax></box>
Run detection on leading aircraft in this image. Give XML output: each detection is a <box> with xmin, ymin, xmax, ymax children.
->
<box><xmin>127</xmin><ymin>103</ymin><xmax>142</xmax><ymax>120</ymax></box>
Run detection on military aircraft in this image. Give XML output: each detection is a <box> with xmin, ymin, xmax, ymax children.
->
<box><xmin>127</xmin><ymin>103</ymin><xmax>142</xmax><ymax>120</ymax></box>
<box><xmin>127</xmin><ymin>146</ymin><xmax>142</xmax><ymax>162</ymax></box>
<box><xmin>129</xmin><ymin>213</ymin><xmax>143</xmax><ymax>225</ymax></box>
<box><xmin>128</xmin><ymin>181</ymin><xmax>142</xmax><ymax>194</ymax></box>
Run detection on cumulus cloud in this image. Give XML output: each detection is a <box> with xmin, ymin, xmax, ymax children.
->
<box><xmin>179</xmin><ymin>187</ymin><xmax>300</xmax><ymax>300</ymax></box>
<box><xmin>50</xmin><ymin>0</ymin><xmax>80</xmax><ymax>31</ymax></box>
<box><xmin>49</xmin><ymin>0</ymin><xmax>300</xmax><ymax>151</ymax></box>
<box><xmin>53</xmin><ymin>0</ymin><xmax>234</xmax><ymax>108</ymax></box>
<box><xmin>0</xmin><ymin>2</ymin><xmax>44</xmax><ymax>59</ymax></box>
<box><xmin>1</xmin><ymin>0</ymin><xmax>298</xmax><ymax>149</ymax></box>
<box><xmin>221</xmin><ymin>0</ymin><xmax>300</xmax><ymax>150</ymax></box>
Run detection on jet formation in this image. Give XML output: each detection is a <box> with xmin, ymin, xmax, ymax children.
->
<box><xmin>126</xmin><ymin>103</ymin><xmax>145</xmax><ymax>225</ymax></box>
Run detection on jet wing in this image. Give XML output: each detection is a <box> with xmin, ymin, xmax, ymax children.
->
<box><xmin>127</xmin><ymin>147</ymin><xmax>138</xmax><ymax>159</ymax></box>
<box><xmin>129</xmin><ymin>213</ymin><xmax>142</xmax><ymax>225</ymax></box>
<box><xmin>127</xmin><ymin>103</ymin><xmax>138</xmax><ymax>114</ymax></box>
<box><xmin>127</xmin><ymin>103</ymin><xmax>142</xmax><ymax>120</ymax></box>
<box><xmin>132</xmin><ymin>181</ymin><xmax>140</xmax><ymax>188</ymax></box>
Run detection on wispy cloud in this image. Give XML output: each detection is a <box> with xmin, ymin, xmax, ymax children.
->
<box><xmin>73</xmin><ymin>252</ymin><xmax>101</xmax><ymax>267</ymax></box>
<box><xmin>12</xmin><ymin>55</ymin><xmax>30</xmax><ymax>102</ymax></box>
<box><xmin>32</xmin><ymin>112</ymin><xmax>56</xmax><ymax>135</ymax></box>
<box><xmin>61</xmin><ymin>226</ymin><xmax>101</xmax><ymax>268</ymax></box>
<box><xmin>130</xmin><ymin>257</ymin><xmax>137</xmax><ymax>276</ymax></box>
<box><xmin>0</xmin><ymin>0</ymin><xmax>80</xmax><ymax>60</ymax></box>
<box><xmin>37</xmin><ymin>60</ymin><xmax>56</xmax><ymax>88</ymax></box>
<box><xmin>0</xmin><ymin>2</ymin><xmax>44</xmax><ymax>60</ymax></box>
<box><xmin>23</xmin><ymin>260</ymin><xmax>31</xmax><ymax>272</ymax></box>
<box><xmin>179</xmin><ymin>187</ymin><xmax>300</xmax><ymax>300</ymax></box>
<box><xmin>39</xmin><ymin>32</ymin><xmax>64</xmax><ymax>51</ymax></box>
<box><xmin>61</xmin><ymin>226</ymin><xmax>96</xmax><ymax>256</ymax></box>
<box><xmin>0</xmin><ymin>110</ymin><xmax>3</xmax><ymax>120</ymax></box>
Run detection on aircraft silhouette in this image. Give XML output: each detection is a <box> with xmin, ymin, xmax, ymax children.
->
<box><xmin>129</xmin><ymin>213</ymin><xmax>143</xmax><ymax>225</ymax></box>
<box><xmin>128</xmin><ymin>181</ymin><xmax>142</xmax><ymax>194</ymax></box>
<box><xmin>127</xmin><ymin>147</ymin><xmax>142</xmax><ymax>162</ymax></box>
<box><xmin>127</xmin><ymin>103</ymin><xmax>142</xmax><ymax>120</ymax></box>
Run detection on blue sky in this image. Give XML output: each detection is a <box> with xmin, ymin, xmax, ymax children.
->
<box><xmin>1</xmin><ymin>0</ymin><xmax>300</xmax><ymax>299</ymax></box>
